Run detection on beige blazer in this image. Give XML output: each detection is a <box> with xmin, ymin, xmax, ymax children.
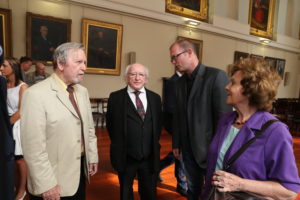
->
<box><xmin>20</xmin><ymin>74</ymin><xmax>98</xmax><ymax>196</ymax></box>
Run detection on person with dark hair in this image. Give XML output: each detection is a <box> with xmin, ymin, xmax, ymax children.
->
<box><xmin>169</xmin><ymin>39</ymin><xmax>231</xmax><ymax>200</ymax></box>
<box><xmin>19</xmin><ymin>56</ymin><xmax>33</xmax><ymax>83</ymax></box>
<box><xmin>0</xmin><ymin>57</ymin><xmax>28</xmax><ymax>200</ymax></box>
<box><xmin>0</xmin><ymin>75</ymin><xmax>15</xmax><ymax>200</ymax></box>
<box><xmin>21</xmin><ymin>42</ymin><xmax>98</xmax><ymax>200</ymax></box>
<box><xmin>202</xmin><ymin>58</ymin><xmax>300</xmax><ymax>199</ymax></box>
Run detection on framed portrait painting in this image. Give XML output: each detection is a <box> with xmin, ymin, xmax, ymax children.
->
<box><xmin>166</xmin><ymin>0</ymin><xmax>208</xmax><ymax>22</ymax></box>
<box><xmin>26</xmin><ymin>12</ymin><xmax>71</xmax><ymax>64</ymax></box>
<box><xmin>177</xmin><ymin>36</ymin><xmax>203</xmax><ymax>62</ymax></box>
<box><xmin>275</xmin><ymin>59</ymin><xmax>285</xmax><ymax>78</ymax></box>
<box><xmin>250</xmin><ymin>54</ymin><xmax>263</xmax><ymax>59</ymax></box>
<box><xmin>82</xmin><ymin>18</ymin><xmax>123</xmax><ymax>75</ymax></box>
<box><xmin>0</xmin><ymin>8</ymin><xmax>12</xmax><ymax>60</ymax></box>
<box><xmin>234</xmin><ymin>51</ymin><xmax>249</xmax><ymax>62</ymax></box>
<box><xmin>264</xmin><ymin>56</ymin><xmax>277</xmax><ymax>71</ymax></box>
<box><xmin>248</xmin><ymin>0</ymin><xmax>275</xmax><ymax>39</ymax></box>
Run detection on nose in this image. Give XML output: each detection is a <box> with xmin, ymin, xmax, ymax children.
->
<box><xmin>225</xmin><ymin>82</ymin><xmax>231</xmax><ymax>91</ymax></box>
<box><xmin>82</xmin><ymin>62</ymin><xmax>87</xmax><ymax>71</ymax></box>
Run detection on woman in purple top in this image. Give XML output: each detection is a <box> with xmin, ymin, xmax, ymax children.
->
<box><xmin>202</xmin><ymin>58</ymin><xmax>300</xmax><ymax>199</ymax></box>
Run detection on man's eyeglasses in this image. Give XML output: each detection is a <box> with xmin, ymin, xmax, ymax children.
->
<box><xmin>170</xmin><ymin>50</ymin><xmax>188</xmax><ymax>62</ymax></box>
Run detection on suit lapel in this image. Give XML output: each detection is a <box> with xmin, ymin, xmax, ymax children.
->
<box><xmin>73</xmin><ymin>85</ymin><xmax>85</xmax><ymax>118</ymax></box>
<box><xmin>50</xmin><ymin>75</ymin><xmax>80</xmax><ymax>119</ymax></box>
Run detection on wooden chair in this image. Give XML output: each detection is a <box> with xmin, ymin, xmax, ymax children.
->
<box><xmin>99</xmin><ymin>98</ymin><xmax>108</xmax><ymax>127</ymax></box>
<box><xmin>90</xmin><ymin>98</ymin><xmax>102</xmax><ymax>127</ymax></box>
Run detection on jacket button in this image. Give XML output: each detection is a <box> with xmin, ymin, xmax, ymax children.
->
<box><xmin>77</xmin><ymin>121</ymin><xmax>81</xmax><ymax>125</ymax></box>
<box><xmin>77</xmin><ymin>140</ymin><xmax>80</xmax><ymax>143</ymax></box>
<box><xmin>77</xmin><ymin>157</ymin><xmax>81</xmax><ymax>160</ymax></box>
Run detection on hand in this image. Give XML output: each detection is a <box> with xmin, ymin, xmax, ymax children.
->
<box><xmin>173</xmin><ymin>148</ymin><xmax>181</xmax><ymax>160</ymax></box>
<box><xmin>42</xmin><ymin>185</ymin><xmax>61</xmax><ymax>200</ymax></box>
<box><xmin>89</xmin><ymin>163</ymin><xmax>98</xmax><ymax>176</ymax></box>
<box><xmin>212</xmin><ymin>170</ymin><xmax>243</xmax><ymax>192</ymax></box>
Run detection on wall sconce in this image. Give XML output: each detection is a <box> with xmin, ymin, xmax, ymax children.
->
<box><xmin>259</xmin><ymin>38</ymin><xmax>271</xmax><ymax>45</ymax></box>
<box><xmin>185</xmin><ymin>20</ymin><xmax>200</xmax><ymax>27</ymax></box>
<box><xmin>284</xmin><ymin>71</ymin><xmax>290</xmax><ymax>86</ymax></box>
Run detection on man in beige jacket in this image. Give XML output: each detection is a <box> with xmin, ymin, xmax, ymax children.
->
<box><xmin>21</xmin><ymin>42</ymin><xmax>98</xmax><ymax>200</ymax></box>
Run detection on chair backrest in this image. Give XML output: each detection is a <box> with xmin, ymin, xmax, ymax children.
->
<box><xmin>101</xmin><ymin>98</ymin><xmax>108</xmax><ymax>114</ymax></box>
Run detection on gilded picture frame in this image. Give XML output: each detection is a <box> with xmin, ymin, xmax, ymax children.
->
<box><xmin>166</xmin><ymin>0</ymin><xmax>208</xmax><ymax>22</ymax></box>
<box><xmin>82</xmin><ymin>19</ymin><xmax>123</xmax><ymax>75</ymax></box>
<box><xmin>26</xmin><ymin>12</ymin><xmax>71</xmax><ymax>64</ymax></box>
<box><xmin>248</xmin><ymin>0</ymin><xmax>275</xmax><ymax>39</ymax></box>
<box><xmin>0</xmin><ymin>8</ymin><xmax>12</xmax><ymax>60</ymax></box>
<box><xmin>177</xmin><ymin>36</ymin><xmax>203</xmax><ymax>62</ymax></box>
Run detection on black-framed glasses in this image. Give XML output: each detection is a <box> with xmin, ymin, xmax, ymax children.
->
<box><xmin>170</xmin><ymin>50</ymin><xmax>188</xmax><ymax>62</ymax></box>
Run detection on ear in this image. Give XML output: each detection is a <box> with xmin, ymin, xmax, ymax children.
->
<box><xmin>57</xmin><ymin>60</ymin><xmax>64</xmax><ymax>71</ymax></box>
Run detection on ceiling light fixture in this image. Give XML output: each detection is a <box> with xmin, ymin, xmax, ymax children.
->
<box><xmin>185</xmin><ymin>20</ymin><xmax>200</xmax><ymax>26</ymax></box>
<box><xmin>259</xmin><ymin>38</ymin><xmax>271</xmax><ymax>45</ymax></box>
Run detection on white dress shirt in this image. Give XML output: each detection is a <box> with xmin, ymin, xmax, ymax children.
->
<box><xmin>127</xmin><ymin>86</ymin><xmax>148</xmax><ymax>111</ymax></box>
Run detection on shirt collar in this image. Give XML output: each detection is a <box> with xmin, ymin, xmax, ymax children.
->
<box><xmin>127</xmin><ymin>86</ymin><xmax>146</xmax><ymax>94</ymax></box>
<box><xmin>187</xmin><ymin>63</ymin><xmax>200</xmax><ymax>80</ymax></box>
<box><xmin>53</xmin><ymin>73</ymin><xmax>68</xmax><ymax>92</ymax></box>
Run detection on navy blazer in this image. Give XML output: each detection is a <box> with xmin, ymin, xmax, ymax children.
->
<box><xmin>106</xmin><ymin>87</ymin><xmax>162</xmax><ymax>172</ymax></box>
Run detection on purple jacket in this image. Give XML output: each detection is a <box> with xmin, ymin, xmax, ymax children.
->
<box><xmin>202</xmin><ymin>111</ymin><xmax>300</xmax><ymax>198</ymax></box>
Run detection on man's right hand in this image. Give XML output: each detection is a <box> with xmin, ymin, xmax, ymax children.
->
<box><xmin>42</xmin><ymin>185</ymin><xmax>61</xmax><ymax>200</ymax></box>
<box><xmin>173</xmin><ymin>148</ymin><xmax>181</xmax><ymax>160</ymax></box>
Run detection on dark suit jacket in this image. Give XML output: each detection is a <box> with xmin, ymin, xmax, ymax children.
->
<box><xmin>163</xmin><ymin>73</ymin><xmax>180</xmax><ymax>134</ymax></box>
<box><xmin>172</xmin><ymin>63</ymin><xmax>231</xmax><ymax>169</ymax></box>
<box><xmin>107</xmin><ymin>87</ymin><xmax>162</xmax><ymax>172</ymax></box>
<box><xmin>0</xmin><ymin>76</ymin><xmax>15</xmax><ymax>200</ymax></box>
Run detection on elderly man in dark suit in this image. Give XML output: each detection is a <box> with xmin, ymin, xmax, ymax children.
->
<box><xmin>0</xmin><ymin>75</ymin><xmax>15</xmax><ymax>200</ymax></box>
<box><xmin>170</xmin><ymin>39</ymin><xmax>231</xmax><ymax>200</ymax></box>
<box><xmin>107</xmin><ymin>63</ymin><xmax>162</xmax><ymax>200</ymax></box>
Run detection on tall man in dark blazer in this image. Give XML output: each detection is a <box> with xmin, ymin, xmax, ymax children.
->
<box><xmin>170</xmin><ymin>39</ymin><xmax>231</xmax><ymax>200</ymax></box>
<box><xmin>107</xmin><ymin>63</ymin><xmax>162</xmax><ymax>200</ymax></box>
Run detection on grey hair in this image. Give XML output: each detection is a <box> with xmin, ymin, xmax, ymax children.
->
<box><xmin>125</xmin><ymin>63</ymin><xmax>149</xmax><ymax>78</ymax></box>
<box><xmin>53</xmin><ymin>42</ymin><xmax>85</xmax><ymax>69</ymax></box>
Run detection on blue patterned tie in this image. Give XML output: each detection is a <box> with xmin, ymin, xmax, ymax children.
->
<box><xmin>134</xmin><ymin>91</ymin><xmax>145</xmax><ymax>120</ymax></box>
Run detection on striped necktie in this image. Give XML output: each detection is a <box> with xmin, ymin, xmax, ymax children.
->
<box><xmin>134</xmin><ymin>90</ymin><xmax>146</xmax><ymax>120</ymax></box>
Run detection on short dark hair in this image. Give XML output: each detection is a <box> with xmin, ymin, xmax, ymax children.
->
<box><xmin>229</xmin><ymin>58</ymin><xmax>281</xmax><ymax>111</ymax></box>
<box><xmin>20</xmin><ymin>56</ymin><xmax>32</xmax><ymax>64</ymax></box>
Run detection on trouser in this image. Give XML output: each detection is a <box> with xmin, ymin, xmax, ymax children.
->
<box><xmin>182</xmin><ymin>145</ymin><xmax>205</xmax><ymax>200</ymax></box>
<box><xmin>118</xmin><ymin>156</ymin><xmax>157</xmax><ymax>200</ymax></box>
<box><xmin>159</xmin><ymin>151</ymin><xmax>187</xmax><ymax>190</ymax></box>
